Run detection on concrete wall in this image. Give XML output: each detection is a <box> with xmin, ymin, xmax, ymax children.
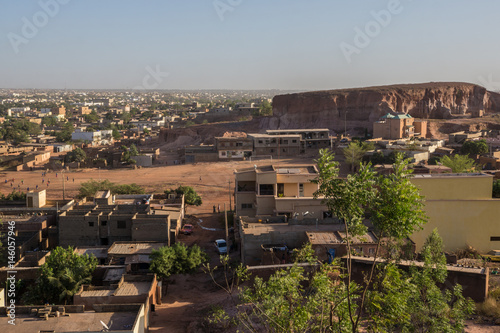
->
<box><xmin>410</xmin><ymin>174</ymin><xmax>500</xmax><ymax>253</ymax></box>
<box><xmin>131</xmin><ymin>155</ymin><xmax>153</xmax><ymax>167</ymax></box>
<box><xmin>411</xmin><ymin>200</ymin><xmax>500</xmax><ymax>253</ymax></box>
<box><xmin>411</xmin><ymin>174</ymin><xmax>493</xmax><ymax>200</ymax></box>
<box><xmin>241</xmin><ymin>229</ymin><xmax>308</xmax><ymax>265</ymax></box>
<box><xmin>348</xmin><ymin>257</ymin><xmax>488</xmax><ymax>302</ymax></box>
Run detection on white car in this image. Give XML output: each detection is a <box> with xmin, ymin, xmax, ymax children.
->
<box><xmin>214</xmin><ymin>239</ymin><xmax>228</xmax><ymax>254</ymax></box>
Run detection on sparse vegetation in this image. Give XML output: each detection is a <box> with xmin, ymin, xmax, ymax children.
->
<box><xmin>77</xmin><ymin>179</ymin><xmax>145</xmax><ymax>198</ymax></box>
<box><xmin>440</xmin><ymin>154</ymin><xmax>477</xmax><ymax>173</ymax></box>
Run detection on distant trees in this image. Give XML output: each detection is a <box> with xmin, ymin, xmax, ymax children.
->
<box><xmin>55</xmin><ymin>122</ymin><xmax>74</xmax><ymax>142</ymax></box>
<box><xmin>120</xmin><ymin>144</ymin><xmax>139</xmax><ymax>164</ymax></box>
<box><xmin>0</xmin><ymin>119</ymin><xmax>41</xmax><ymax>144</ymax></box>
<box><xmin>461</xmin><ymin>139</ymin><xmax>488</xmax><ymax>156</ymax></box>
<box><xmin>64</xmin><ymin>147</ymin><xmax>86</xmax><ymax>163</ymax></box>
<box><xmin>165</xmin><ymin>186</ymin><xmax>202</xmax><ymax>207</ymax></box>
<box><xmin>343</xmin><ymin>141</ymin><xmax>374</xmax><ymax>170</ymax></box>
<box><xmin>440</xmin><ymin>154</ymin><xmax>477</xmax><ymax>173</ymax></box>
<box><xmin>22</xmin><ymin>246</ymin><xmax>97</xmax><ymax>305</ymax></box>
<box><xmin>259</xmin><ymin>100</ymin><xmax>273</xmax><ymax>116</ymax></box>
<box><xmin>0</xmin><ymin>191</ymin><xmax>26</xmax><ymax>201</ymax></box>
<box><xmin>77</xmin><ymin>179</ymin><xmax>145</xmax><ymax>198</ymax></box>
<box><xmin>84</xmin><ymin>110</ymin><xmax>99</xmax><ymax>123</ymax></box>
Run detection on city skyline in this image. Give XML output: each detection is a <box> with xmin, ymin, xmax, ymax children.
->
<box><xmin>1</xmin><ymin>0</ymin><xmax>500</xmax><ymax>91</ymax></box>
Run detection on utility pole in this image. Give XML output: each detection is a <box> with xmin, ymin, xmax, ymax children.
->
<box><xmin>224</xmin><ymin>203</ymin><xmax>229</xmax><ymax>250</ymax></box>
<box><xmin>344</xmin><ymin>110</ymin><xmax>348</xmax><ymax>138</ymax></box>
<box><xmin>62</xmin><ymin>171</ymin><xmax>65</xmax><ymax>200</ymax></box>
<box><xmin>228</xmin><ymin>180</ymin><xmax>232</xmax><ymax>211</ymax></box>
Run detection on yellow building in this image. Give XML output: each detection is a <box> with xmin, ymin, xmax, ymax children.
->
<box><xmin>234</xmin><ymin>165</ymin><xmax>328</xmax><ymax>219</ymax></box>
<box><xmin>410</xmin><ymin>173</ymin><xmax>500</xmax><ymax>253</ymax></box>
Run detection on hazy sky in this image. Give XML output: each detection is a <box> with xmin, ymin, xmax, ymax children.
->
<box><xmin>1</xmin><ymin>0</ymin><xmax>500</xmax><ymax>91</ymax></box>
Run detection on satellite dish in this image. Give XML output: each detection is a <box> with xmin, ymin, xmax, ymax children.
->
<box><xmin>303</xmin><ymin>211</ymin><xmax>310</xmax><ymax>216</ymax></box>
<box><xmin>100</xmin><ymin>320</ymin><xmax>109</xmax><ymax>331</ymax></box>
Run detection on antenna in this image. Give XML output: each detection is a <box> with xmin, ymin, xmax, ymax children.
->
<box><xmin>100</xmin><ymin>320</ymin><xmax>109</xmax><ymax>331</ymax></box>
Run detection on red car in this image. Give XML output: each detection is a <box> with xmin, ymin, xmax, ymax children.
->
<box><xmin>181</xmin><ymin>224</ymin><xmax>194</xmax><ymax>235</ymax></box>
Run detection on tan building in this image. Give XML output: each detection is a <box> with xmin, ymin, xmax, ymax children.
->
<box><xmin>410</xmin><ymin>173</ymin><xmax>500</xmax><ymax>253</ymax></box>
<box><xmin>59</xmin><ymin>192</ymin><xmax>177</xmax><ymax>247</ymax></box>
<box><xmin>373</xmin><ymin>113</ymin><xmax>427</xmax><ymax>140</ymax></box>
<box><xmin>51</xmin><ymin>105</ymin><xmax>66</xmax><ymax>116</ymax></box>
<box><xmin>234</xmin><ymin>165</ymin><xmax>328</xmax><ymax>219</ymax></box>
<box><xmin>266</xmin><ymin>129</ymin><xmax>331</xmax><ymax>151</ymax></box>
<box><xmin>215</xmin><ymin>135</ymin><xmax>253</xmax><ymax>160</ymax></box>
<box><xmin>248</xmin><ymin>134</ymin><xmax>302</xmax><ymax>158</ymax></box>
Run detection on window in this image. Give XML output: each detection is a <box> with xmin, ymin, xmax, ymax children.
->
<box><xmin>270</xmin><ymin>149</ymin><xmax>274</xmax><ymax>153</ymax></box>
<box><xmin>117</xmin><ymin>220</ymin><xmax>126</xmax><ymax>229</ymax></box>
<box><xmin>221</xmin><ymin>151</ymin><xmax>226</xmax><ymax>156</ymax></box>
<box><xmin>491</xmin><ymin>237</ymin><xmax>500</xmax><ymax>241</ymax></box>
<box><xmin>259</xmin><ymin>184</ymin><xmax>274</xmax><ymax>195</ymax></box>
<box><xmin>292</xmin><ymin>140</ymin><xmax>297</xmax><ymax>143</ymax></box>
<box><xmin>299</xmin><ymin>183</ymin><xmax>304</xmax><ymax>197</ymax></box>
<box><xmin>88</xmin><ymin>222</ymin><xmax>94</xmax><ymax>227</ymax></box>
<box><xmin>258</xmin><ymin>140</ymin><xmax>263</xmax><ymax>144</ymax></box>
<box><xmin>101</xmin><ymin>221</ymin><xmax>107</xmax><ymax>226</ymax></box>
<box><xmin>277</xmin><ymin>183</ymin><xmax>284</xmax><ymax>196</ymax></box>
<box><xmin>236</xmin><ymin>142</ymin><xmax>243</xmax><ymax>147</ymax></box>
<box><xmin>323</xmin><ymin>211</ymin><xmax>333</xmax><ymax>219</ymax></box>
<box><xmin>283</xmin><ymin>148</ymin><xmax>287</xmax><ymax>152</ymax></box>
<box><xmin>241</xmin><ymin>203</ymin><xmax>253</xmax><ymax>209</ymax></box>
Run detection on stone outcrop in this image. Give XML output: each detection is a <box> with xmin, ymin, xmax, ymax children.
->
<box><xmin>268</xmin><ymin>82</ymin><xmax>500</xmax><ymax>134</ymax></box>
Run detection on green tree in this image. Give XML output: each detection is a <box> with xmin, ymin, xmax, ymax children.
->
<box><xmin>120</xmin><ymin>111</ymin><xmax>132</xmax><ymax>123</ymax></box>
<box><xmin>314</xmin><ymin>150</ymin><xmax>427</xmax><ymax>331</ymax></box>
<box><xmin>129</xmin><ymin>144</ymin><xmax>139</xmax><ymax>157</ymax></box>
<box><xmin>22</xmin><ymin>246</ymin><xmax>97</xmax><ymax>305</ymax></box>
<box><xmin>56</xmin><ymin>122</ymin><xmax>74</xmax><ymax>142</ymax></box>
<box><xmin>149</xmin><ymin>243</ymin><xmax>207</xmax><ymax>279</ymax></box>
<box><xmin>65</xmin><ymin>147</ymin><xmax>86</xmax><ymax>163</ymax></box>
<box><xmin>1</xmin><ymin>191</ymin><xmax>26</xmax><ymax>201</ymax></box>
<box><xmin>112</xmin><ymin>128</ymin><xmax>121</xmax><ymax>140</ymax></box>
<box><xmin>84</xmin><ymin>110</ymin><xmax>99</xmax><ymax>123</ymax></box>
<box><xmin>440</xmin><ymin>154</ymin><xmax>476</xmax><ymax>173</ymax></box>
<box><xmin>77</xmin><ymin>179</ymin><xmax>144</xmax><ymax>198</ymax></box>
<box><xmin>166</xmin><ymin>186</ymin><xmax>202</xmax><ymax>207</ymax></box>
<box><xmin>493</xmin><ymin>179</ymin><xmax>500</xmax><ymax>198</ymax></box>
<box><xmin>461</xmin><ymin>139</ymin><xmax>488</xmax><ymax>156</ymax></box>
<box><xmin>343</xmin><ymin>142</ymin><xmax>368</xmax><ymax>171</ymax></box>
<box><xmin>259</xmin><ymin>100</ymin><xmax>273</xmax><ymax>116</ymax></box>
<box><xmin>368</xmin><ymin>230</ymin><xmax>474</xmax><ymax>332</ymax></box>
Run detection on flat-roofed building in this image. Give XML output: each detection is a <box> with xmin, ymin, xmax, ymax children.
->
<box><xmin>234</xmin><ymin>164</ymin><xmax>328</xmax><ymax>219</ymax></box>
<box><xmin>248</xmin><ymin>134</ymin><xmax>301</xmax><ymax>158</ymax></box>
<box><xmin>265</xmin><ymin>128</ymin><xmax>331</xmax><ymax>151</ymax></box>
<box><xmin>74</xmin><ymin>274</ymin><xmax>159</xmax><ymax>312</ymax></box>
<box><xmin>59</xmin><ymin>194</ymin><xmax>179</xmax><ymax>247</ymax></box>
<box><xmin>0</xmin><ymin>303</ymin><xmax>148</xmax><ymax>333</ymax></box>
<box><xmin>215</xmin><ymin>135</ymin><xmax>253</xmax><ymax>160</ymax></box>
<box><xmin>410</xmin><ymin>173</ymin><xmax>500</xmax><ymax>253</ymax></box>
<box><xmin>373</xmin><ymin>113</ymin><xmax>427</xmax><ymax>140</ymax></box>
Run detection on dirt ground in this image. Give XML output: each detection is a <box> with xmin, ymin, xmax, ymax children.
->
<box><xmin>1</xmin><ymin>159</ymin><xmax>498</xmax><ymax>332</ymax></box>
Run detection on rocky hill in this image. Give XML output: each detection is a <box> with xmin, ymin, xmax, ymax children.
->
<box><xmin>267</xmin><ymin>82</ymin><xmax>500</xmax><ymax>134</ymax></box>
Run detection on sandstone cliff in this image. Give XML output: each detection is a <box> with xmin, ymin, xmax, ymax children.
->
<box><xmin>268</xmin><ymin>82</ymin><xmax>500</xmax><ymax>134</ymax></box>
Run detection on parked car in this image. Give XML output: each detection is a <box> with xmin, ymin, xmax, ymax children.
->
<box><xmin>181</xmin><ymin>224</ymin><xmax>193</xmax><ymax>235</ymax></box>
<box><xmin>482</xmin><ymin>250</ymin><xmax>500</xmax><ymax>262</ymax></box>
<box><xmin>214</xmin><ymin>239</ymin><xmax>228</xmax><ymax>254</ymax></box>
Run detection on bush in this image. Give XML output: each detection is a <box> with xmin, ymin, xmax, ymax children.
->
<box><xmin>476</xmin><ymin>297</ymin><xmax>500</xmax><ymax>317</ymax></box>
